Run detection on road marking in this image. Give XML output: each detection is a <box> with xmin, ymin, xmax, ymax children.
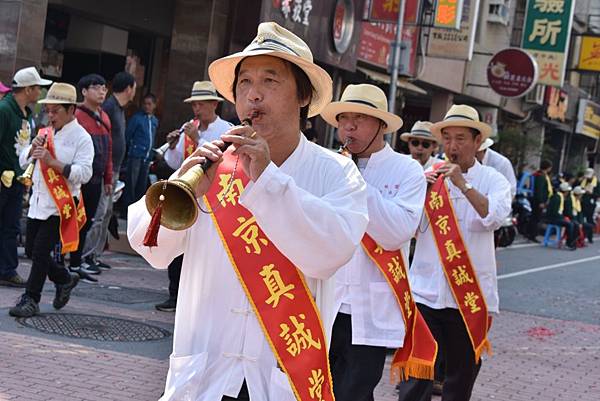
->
<box><xmin>498</xmin><ymin>255</ymin><xmax>600</xmax><ymax>280</ymax></box>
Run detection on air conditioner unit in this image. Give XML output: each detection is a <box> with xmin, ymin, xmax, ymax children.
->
<box><xmin>488</xmin><ymin>0</ymin><xmax>511</xmax><ymax>26</ymax></box>
<box><xmin>525</xmin><ymin>84</ymin><xmax>545</xmax><ymax>105</ymax></box>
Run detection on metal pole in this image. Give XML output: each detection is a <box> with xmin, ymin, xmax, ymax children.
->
<box><xmin>386</xmin><ymin>0</ymin><xmax>407</xmax><ymax>144</ymax></box>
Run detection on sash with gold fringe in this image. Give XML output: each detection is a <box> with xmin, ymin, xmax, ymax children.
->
<box><xmin>39</xmin><ymin>127</ymin><xmax>86</xmax><ymax>253</ymax></box>
<box><xmin>424</xmin><ymin>164</ymin><xmax>491</xmax><ymax>362</ymax></box>
<box><xmin>361</xmin><ymin>234</ymin><xmax>437</xmax><ymax>381</ymax></box>
<box><xmin>183</xmin><ymin>119</ymin><xmax>200</xmax><ymax>159</ymax></box>
<box><xmin>204</xmin><ymin>152</ymin><xmax>335</xmax><ymax>401</ymax></box>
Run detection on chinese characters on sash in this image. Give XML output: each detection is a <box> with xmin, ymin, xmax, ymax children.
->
<box><xmin>205</xmin><ymin>152</ymin><xmax>334</xmax><ymax>401</ymax></box>
<box><xmin>183</xmin><ymin>119</ymin><xmax>201</xmax><ymax>159</ymax></box>
<box><xmin>424</xmin><ymin>168</ymin><xmax>491</xmax><ymax>362</ymax></box>
<box><xmin>361</xmin><ymin>234</ymin><xmax>437</xmax><ymax>382</ymax></box>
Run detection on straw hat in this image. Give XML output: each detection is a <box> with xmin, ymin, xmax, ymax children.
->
<box><xmin>431</xmin><ymin>105</ymin><xmax>492</xmax><ymax>140</ymax></box>
<box><xmin>400</xmin><ymin>121</ymin><xmax>437</xmax><ymax>143</ymax></box>
<box><xmin>208</xmin><ymin>22</ymin><xmax>332</xmax><ymax>117</ymax></box>
<box><xmin>183</xmin><ymin>81</ymin><xmax>224</xmax><ymax>103</ymax></box>
<box><xmin>38</xmin><ymin>83</ymin><xmax>77</xmax><ymax>104</ymax></box>
<box><xmin>559</xmin><ymin>182</ymin><xmax>572</xmax><ymax>192</ymax></box>
<box><xmin>478</xmin><ymin>137</ymin><xmax>494</xmax><ymax>151</ymax></box>
<box><xmin>321</xmin><ymin>84</ymin><xmax>403</xmax><ymax>134</ymax></box>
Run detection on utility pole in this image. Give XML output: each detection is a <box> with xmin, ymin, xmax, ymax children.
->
<box><xmin>386</xmin><ymin>0</ymin><xmax>407</xmax><ymax>144</ymax></box>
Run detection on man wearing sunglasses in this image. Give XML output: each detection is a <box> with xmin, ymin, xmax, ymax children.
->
<box><xmin>400</xmin><ymin>121</ymin><xmax>441</xmax><ymax>170</ymax></box>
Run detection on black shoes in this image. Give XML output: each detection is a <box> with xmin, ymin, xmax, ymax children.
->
<box><xmin>9</xmin><ymin>294</ymin><xmax>40</xmax><ymax>318</ymax></box>
<box><xmin>0</xmin><ymin>273</ymin><xmax>27</xmax><ymax>288</ymax></box>
<box><xmin>155</xmin><ymin>298</ymin><xmax>177</xmax><ymax>312</ymax></box>
<box><xmin>69</xmin><ymin>266</ymin><xmax>98</xmax><ymax>283</ymax></box>
<box><xmin>53</xmin><ymin>273</ymin><xmax>80</xmax><ymax>310</ymax></box>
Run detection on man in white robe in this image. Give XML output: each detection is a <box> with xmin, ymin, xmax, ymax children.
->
<box><xmin>127</xmin><ymin>22</ymin><xmax>368</xmax><ymax>401</ymax></box>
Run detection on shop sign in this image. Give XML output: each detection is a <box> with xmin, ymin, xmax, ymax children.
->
<box><xmin>521</xmin><ymin>0</ymin><xmax>575</xmax><ymax>87</ymax></box>
<box><xmin>544</xmin><ymin>86</ymin><xmax>568</xmax><ymax>122</ymax></box>
<box><xmin>368</xmin><ymin>0</ymin><xmax>421</xmax><ymax>24</ymax></box>
<box><xmin>357</xmin><ymin>21</ymin><xmax>419</xmax><ymax>75</ymax></box>
<box><xmin>277</xmin><ymin>0</ymin><xmax>313</xmax><ymax>26</ymax></box>
<box><xmin>332</xmin><ymin>0</ymin><xmax>355</xmax><ymax>54</ymax></box>
<box><xmin>577</xmin><ymin>36</ymin><xmax>600</xmax><ymax>72</ymax></box>
<box><xmin>576</xmin><ymin>99</ymin><xmax>600</xmax><ymax>139</ymax></box>
<box><xmin>487</xmin><ymin>48</ymin><xmax>538</xmax><ymax>97</ymax></box>
<box><xmin>433</xmin><ymin>0</ymin><xmax>463</xmax><ymax>29</ymax></box>
<box><xmin>427</xmin><ymin>0</ymin><xmax>479</xmax><ymax>60</ymax></box>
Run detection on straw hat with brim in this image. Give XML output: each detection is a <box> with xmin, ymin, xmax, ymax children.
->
<box><xmin>208</xmin><ymin>22</ymin><xmax>332</xmax><ymax>118</ymax></box>
<box><xmin>400</xmin><ymin>121</ymin><xmax>437</xmax><ymax>142</ymax></box>
<box><xmin>321</xmin><ymin>84</ymin><xmax>403</xmax><ymax>134</ymax></box>
<box><xmin>431</xmin><ymin>104</ymin><xmax>492</xmax><ymax>140</ymax></box>
<box><xmin>183</xmin><ymin>81</ymin><xmax>224</xmax><ymax>103</ymax></box>
<box><xmin>38</xmin><ymin>83</ymin><xmax>77</xmax><ymax>104</ymax></box>
<box><xmin>478</xmin><ymin>137</ymin><xmax>494</xmax><ymax>151</ymax></box>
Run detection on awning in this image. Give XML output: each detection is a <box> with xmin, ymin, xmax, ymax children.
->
<box><xmin>357</xmin><ymin>67</ymin><xmax>428</xmax><ymax>96</ymax></box>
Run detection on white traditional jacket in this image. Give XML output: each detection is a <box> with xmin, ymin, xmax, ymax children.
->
<box><xmin>164</xmin><ymin>116</ymin><xmax>233</xmax><ymax>170</ymax></box>
<box><xmin>409</xmin><ymin>160</ymin><xmax>512</xmax><ymax>314</ymax></box>
<box><xmin>128</xmin><ymin>135</ymin><xmax>368</xmax><ymax>401</ymax></box>
<box><xmin>334</xmin><ymin>144</ymin><xmax>426</xmax><ymax>348</ymax></box>
<box><xmin>482</xmin><ymin>148</ymin><xmax>517</xmax><ymax>198</ymax></box>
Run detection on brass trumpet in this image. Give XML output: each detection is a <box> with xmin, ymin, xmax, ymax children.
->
<box><xmin>337</xmin><ymin>137</ymin><xmax>353</xmax><ymax>157</ymax></box>
<box><xmin>17</xmin><ymin>136</ymin><xmax>46</xmax><ymax>186</ymax></box>
<box><xmin>144</xmin><ymin>116</ymin><xmax>255</xmax><ymax>231</ymax></box>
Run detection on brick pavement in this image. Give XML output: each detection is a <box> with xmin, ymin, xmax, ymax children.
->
<box><xmin>1</xmin><ymin>252</ymin><xmax>598</xmax><ymax>401</ymax></box>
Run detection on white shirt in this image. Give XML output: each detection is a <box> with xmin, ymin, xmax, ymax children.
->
<box><xmin>409</xmin><ymin>160</ymin><xmax>511</xmax><ymax>314</ymax></box>
<box><xmin>128</xmin><ymin>135</ymin><xmax>368</xmax><ymax>401</ymax></box>
<box><xmin>482</xmin><ymin>148</ymin><xmax>517</xmax><ymax>197</ymax></box>
<box><xmin>164</xmin><ymin>116</ymin><xmax>233</xmax><ymax>170</ymax></box>
<box><xmin>423</xmin><ymin>155</ymin><xmax>443</xmax><ymax>171</ymax></box>
<box><xmin>20</xmin><ymin>119</ymin><xmax>94</xmax><ymax>220</ymax></box>
<box><xmin>335</xmin><ymin>144</ymin><xmax>426</xmax><ymax>348</ymax></box>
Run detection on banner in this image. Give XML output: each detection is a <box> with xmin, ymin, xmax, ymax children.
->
<box><xmin>521</xmin><ymin>0</ymin><xmax>576</xmax><ymax>87</ymax></box>
<box><xmin>368</xmin><ymin>0</ymin><xmax>421</xmax><ymax>24</ymax></box>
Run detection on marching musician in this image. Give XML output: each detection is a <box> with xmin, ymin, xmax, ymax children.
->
<box><xmin>320</xmin><ymin>84</ymin><xmax>432</xmax><ymax>401</ymax></box>
<box><xmin>400</xmin><ymin>121</ymin><xmax>441</xmax><ymax>170</ymax></box>
<box><xmin>155</xmin><ymin>81</ymin><xmax>232</xmax><ymax>313</ymax></box>
<box><xmin>9</xmin><ymin>83</ymin><xmax>94</xmax><ymax>317</ymax></box>
<box><xmin>163</xmin><ymin>80</ymin><xmax>233</xmax><ymax>171</ymax></box>
<box><xmin>127</xmin><ymin>22</ymin><xmax>368</xmax><ymax>401</ymax></box>
<box><xmin>397</xmin><ymin>105</ymin><xmax>511</xmax><ymax>401</ymax></box>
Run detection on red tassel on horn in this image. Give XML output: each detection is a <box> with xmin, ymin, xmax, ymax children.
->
<box><xmin>143</xmin><ymin>195</ymin><xmax>164</xmax><ymax>247</ymax></box>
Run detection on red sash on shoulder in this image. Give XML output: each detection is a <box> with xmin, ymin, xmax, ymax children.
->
<box><xmin>38</xmin><ymin>127</ymin><xmax>86</xmax><ymax>253</ymax></box>
<box><xmin>361</xmin><ymin>234</ymin><xmax>437</xmax><ymax>381</ymax></box>
<box><xmin>183</xmin><ymin>119</ymin><xmax>200</xmax><ymax>159</ymax></box>
<box><xmin>204</xmin><ymin>152</ymin><xmax>335</xmax><ymax>401</ymax></box>
<box><xmin>425</xmin><ymin>162</ymin><xmax>491</xmax><ymax>362</ymax></box>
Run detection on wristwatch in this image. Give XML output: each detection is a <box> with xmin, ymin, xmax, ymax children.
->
<box><xmin>461</xmin><ymin>182</ymin><xmax>473</xmax><ymax>194</ymax></box>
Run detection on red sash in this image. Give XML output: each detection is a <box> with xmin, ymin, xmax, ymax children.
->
<box><xmin>39</xmin><ymin>127</ymin><xmax>86</xmax><ymax>253</ymax></box>
<box><xmin>361</xmin><ymin>234</ymin><xmax>437</xmax><ymax>381</ymax></box>
<box><xmin>424</xmin><ymin>163</ymin><xmax>491</xmax><ymax>362</ymax></box>
<box><xmin>183</xmin><ymin>119</ymin><xmax>200</xmax><ymax>159</ymax></box>
<box><xmin>204</xmin><ymin>152</ymin><xmax>335</xmax><ymax>401</ymax></box>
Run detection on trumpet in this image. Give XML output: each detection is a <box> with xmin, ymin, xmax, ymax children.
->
<box><xmin>153</xmin><ymin>119</ymin><xmax>194</xmax><ymax>157</ymax></box>
<box><xmin>337</xmin><ymin>137</ymin><xmax>353</xmax><ymax>157</ymax></box>
<box><xmin>17</xmin><ymin>137</ymin><xmax>46</xmax><ymax>186</ymax></box>
<box><xmin>144</xmin><ymin>114</ymin><xmax>256</xmax><ymax>231</ymax></box>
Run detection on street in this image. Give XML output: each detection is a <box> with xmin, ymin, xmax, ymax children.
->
<box><xmin>1</xmin><ymin>238</ymin><xmax>599</xmax><ymax>401</ymax></box>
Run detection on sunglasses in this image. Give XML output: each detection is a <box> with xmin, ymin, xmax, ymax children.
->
<box><xmin>410</xmin><ymin>139</ymin><xmax>432</xmax><ymax>149</ymax></box>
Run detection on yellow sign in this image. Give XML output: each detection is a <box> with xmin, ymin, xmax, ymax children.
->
<box><xmin>578</xmin><ymin>36</ymin><xmax>600</xmax><ymax>72</ymax></box>
<box><xmin>433</xmin><ymin>0</ymin><xmax>463</xmax><ymax>30</ymax></box>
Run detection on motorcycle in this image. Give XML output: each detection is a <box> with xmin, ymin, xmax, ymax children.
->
<box><xmin>513</xmin><ymin>193</ymin><xmax>532</xmax><ymax>236</ymax></box>
<box><xmin>494</xmin><ymin>215</ymin><xmax>517</xmax><ymax>247</ymax></box>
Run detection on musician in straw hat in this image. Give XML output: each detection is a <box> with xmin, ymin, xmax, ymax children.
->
<box><xmin>9</xmin><ymin>83</ymin><xmax>93</xmax><ymax>318</ymax></box>
<box><xmin>163</xmin><ymin>80</ymin><xmax>233</xmax><ymax>171</ymax></box>
<box><xmin>400</xmin><ymin>121</ymin><xmax>442</xmax><ymax>171</ymax></box>
<box><xmin>128</xmin><ymin>22</ymin><xmax>368</xmax><ymax>401</ymax></box>
<box><xmin>320</xmin><ymin>84</ymin><xmax>432</xmax><ymax>401</ymax></box>
<box><xmin>397</xmin><ymin>105</ymin><xmax>511</xmax><ymax>401</ymax></box>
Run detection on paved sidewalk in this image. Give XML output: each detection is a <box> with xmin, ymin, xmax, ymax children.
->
<box><xmin>1</xmin><ymin>252</ymin><xmax>598</xmax><ymax>401</ymax></box>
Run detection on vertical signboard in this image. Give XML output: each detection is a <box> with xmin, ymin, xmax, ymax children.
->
<box><xmin>433</xmin><ymin>0</ymin><xmax>463</xmax><ymax>29</ymax></box>
<box><xmin>521</xmin><ymin>0</ymin><xmax>575</xmax><ymax>87</ymax></box>
<box><xmin>427</xmin><ymin>0</ymin><xmax>479</xmax><ymax>60</ymax></box>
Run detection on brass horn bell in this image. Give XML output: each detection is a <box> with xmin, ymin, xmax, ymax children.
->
<box><xmin>144</xmin><ymin>165</ymin><xmax>206</xmax><ymax>231</ymax></box>
<box><xmin>17</xmin><ymin>163</ymin><xmax>36</xmax><ymax>186</ymax></box>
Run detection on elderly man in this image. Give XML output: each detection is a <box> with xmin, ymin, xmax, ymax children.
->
<box><xmin>401</xmin><ymin>121</ymin><xmax>441</xmax><ymax>170</ymax></box>
<box><xmin>0</xmin><ymin>67</ymin><xmax>51</xmax><ymax>287</ymax></box>
<box><xmin>9</xmin><ymin>83</ymin><xmax>93</xmax><ymax>317</ymax></box>
<box><xmin>320</xmin><ymin>84</ymin><xmax>431</xmax><ymax>401</ymax></box>
<box><xmin>127</xmin><ymin>22</ymin><xmax>368</xmax><ymax>401</ymax></box>
<box><xmin>398</xmin><ymin>105</ymin><xmax>511</xmax><ymax>401</ymax></box>
<box><xmin>476</xmin><ymin>137</ymin><xmax>517</xmax><ymax>198</ymax></box>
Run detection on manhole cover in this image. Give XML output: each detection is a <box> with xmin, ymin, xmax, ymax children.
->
<box><xmin>17</xmin><ymin>313</ymin><xmax>171</xmax><ymax>342</ymax></box>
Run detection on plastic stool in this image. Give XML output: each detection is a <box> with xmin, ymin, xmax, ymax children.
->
<box><xmin>543</xmin><ymin>224</ymin><xmax>562</xmax><ymax>248</ymax></box>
